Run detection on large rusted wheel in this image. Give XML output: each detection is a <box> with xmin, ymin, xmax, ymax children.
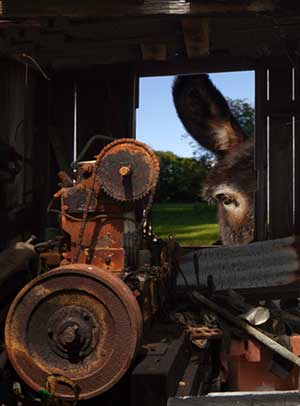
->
<box><xmin>5</xmin><ymin>264</ymin><xmax>143</xmax><ymax>400</ymax></box>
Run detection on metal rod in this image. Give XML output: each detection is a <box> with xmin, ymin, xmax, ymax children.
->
<box><xmin>193</xmin><ymin>253</ymin><xmax>200</xmax><ymax>290</ymax></box>
<box><xmin>71</xmin><ymin>134</ymin><xmax>115</xmax><ymax>169</ymax></box>
<box><xmin>192</xmin><ymin>291</ymin><xmax>300</xmax><ymax>368</ymax></box>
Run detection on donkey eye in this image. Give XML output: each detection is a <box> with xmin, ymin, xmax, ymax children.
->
<box><xmin>216</xmin><ymin>193</ymin><xmax>236</xmax><ymax>206</ymax></box>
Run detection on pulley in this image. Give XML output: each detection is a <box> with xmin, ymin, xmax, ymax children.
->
<box><xmin>5</xmin><ymin>264</ymin><xmax>142</xmax><ymax>400</ymax></box>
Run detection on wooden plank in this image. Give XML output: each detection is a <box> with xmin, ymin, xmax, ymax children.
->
<box><xmin>254</xmin><ymin>68</ymin><xmax>268</xmax><ymax>240</ymax></box>
<box><xmin>4</xmin><ymin>0</ymin><xmax>274</xmax><ymax>18</ymax></box>
<box><xmin>76</xmin><ymin>66</ymin><xmax>137</xmax><ymax>158</ymax></box>
<box><xmin>128</xmin><ymin>73</ymin><xmax>139</xmax><ymax>137</ymax></box>
<box><xmin>0</xmin><ymin>60</ymin><xmax>12</xmax><ymax>247</ymax></box>
<box><xmin>182</xmin><ymin>18</ymin><xmax>209</xmax><ymax>58</ymax></box>
<box><xmin>32</xmin><ymin>78</ymin><xmax>51</xmax><ymax>238</ymax></box>
<box><xmin>190</xmin><ymin>0</ymin><xmax>274</xmax><ymax>13</ymax></box>
<box><xmin>136</xmin><ymin>55</ymin><xmax>298</xmax><ymax>78</ymax></box>
<box><xmin>50</xmin><ymin>73</ymin><xmax>75</xmax><ymax>169</ymax></box>
<box><xmin>31</xmin><ymin>72</ymin><xmax>74</xmax><ymax>238</ymax></box>
<box><xmin>168</xmin><ymin>391</ymin><xmax>300</xmax><ymax>406</ymax></box>
<box><xmin>136</xmin><ymin>55</ymin><xmax>256</xmax><ymax>77</ymax></box>
<box><xmin>294</xmin><ymin>68</ymin><xmax>300</xmax><ymax>234</ymax></box>
<box><xmin>23</xmin><ymin>65</ymin><xmax>36</xmax><ymax>211</ymax></box>
<box><xmin>5</xmin><ymin>62</ymin><xmax>25</xmax><ymax>214</ymax></box>
<box><xmin>0</xmin><ymin>59</ymin><xmax>38</xmax><ymax>244</ymax></box>
<box><xmin>141</xmin><ymin>43</ymin><xmax>168</xmax><ymax>61</ymax></box>
<box><xmin>268</xmin><ymin>115</ymin><xmax>293</xmax><ymax>238</ymax></box>
<box><xmin>5</xmin><ymin>0</ymin><xmax>190</xmax><ymax>17</ymax></box>
<box><xmin>76</xmin><ymin>77</ymin><xmax>111</xmax><ymax>157</ymax></box>
<box><xmin>268</xmin><ymin>67</ymin><xmax>294</xmax><ymax>238</ymax></box>
<box><xmin>269</xmin><ymin>67</ymin><xmax>293</xmax><ymax>102</ymax></box>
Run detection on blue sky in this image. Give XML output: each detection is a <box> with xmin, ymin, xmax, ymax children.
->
<box><xmin>136</xmin><ymin>71</ymin><xmax>254</xmax><ymax>157</ymax></box>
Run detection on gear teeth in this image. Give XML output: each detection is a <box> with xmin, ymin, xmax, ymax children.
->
<box><xmin>94</xmin><ymin>138</ymin><xmax>160</xmax><ymax>203</ymax></box>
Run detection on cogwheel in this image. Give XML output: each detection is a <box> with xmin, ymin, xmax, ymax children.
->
<box><xmin>94</xmin><ymin>138</ymin><xmax>160</xmax><ymax>202</ymax></box>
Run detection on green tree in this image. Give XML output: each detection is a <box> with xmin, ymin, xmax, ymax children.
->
<box><xmin>227</xmin><ymin>98</ymin><xmax>255</xmax><ymax>138</ymax></box>
<box><xmin>154</xmin><ymin>151</ymin><xmax>209</xmax><ymax>203</ymax></box>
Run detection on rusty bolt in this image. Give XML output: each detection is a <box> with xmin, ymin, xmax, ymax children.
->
<box><xmin>119</xmin><ymin>166</ymin><xmax>131</xmax><ymax>177</ymax></box>
<box><xmin>82</xmin><ymin>163</ymin><xmax>92</xmax><ymax>173</ymax></box>
<box><xmin>54</xmin><ymin>190</ymin><xmax>63</xmax><ymax>198</ymax></box>
<box><xmin>59</xmin><ymin>324</ymin><xmax>79</xmax><ymax>347</ymax></box>
<box><xmin>105</xmin><ymin>257</ymin><xmax>112</xmax><ymax>266</ymax></box>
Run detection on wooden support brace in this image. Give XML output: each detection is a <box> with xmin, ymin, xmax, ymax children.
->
<box><xmin>190</xmin><ymin>0</ymin><xmax>273</xmax><ymax>14</ymax></box>
<box><xmin>182</xmin><ymin>18</ymin><xmax>209</xmax><ymax>58</ymax></box>
<box><xmin>141</xmin><ymin>43</ymin><xmax>167</xmax><ymax>61</ymax></box>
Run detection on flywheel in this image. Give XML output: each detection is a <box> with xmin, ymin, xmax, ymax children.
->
<box><xmin>5</xmin><ymin>264</ymin><xmax>143</xmax><ymax>400</ymax></box>
<box><xmin>96</xmin><ymin>138</ymin><xmax>160</xmax><ymax>202</ymax></box>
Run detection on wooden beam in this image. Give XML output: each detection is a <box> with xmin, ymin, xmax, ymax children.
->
<box><xmin>182</xmin><ymin>17</ymin><xmax>209</xmax><ymax>58</ymax></box>
<box><xmin>135</xmin><ymin>55</ymin><xmax>256</xmax><ymax>77</ymax></box>
<box><xmin>141</xmin><ymin>43</ymin><xmax>167</xmax><ymax>61</ymax></box>
<box><xmin>254</xmin><ymin>68</ymin><xmax>268</xmax><ymax>241</ymax></box>
<box><xmin>135</xmin><ymin>55</ymin><xmax>300</xmax><ymax>77</ymax></box>
<box><xmin>190</xmin><ymin>0</ymin><xmax>273</xmax><ymax>14</ymax></box>
<box><xmin>76</xmin><ymin>65</ymin><xmax>137</xmax><ymax>156</ymax></box>
<box><xmin>267</xmin><ymin>67</ymin><xmax>294</xmax><ymax>238</ymax></box>
<box><xmin>169</xmin><ymin>391</ymin><xmax>300</xmax><ymax>406</ymax></box>
<box><xmin>3</xmin><ymin>0</ymin><xmax>190</xmax><ymax>18</ymax></box>
<box><xmin>4</xmin><ymin>0</ymin><xmax>274</xmax><ymax>18</ymax></box>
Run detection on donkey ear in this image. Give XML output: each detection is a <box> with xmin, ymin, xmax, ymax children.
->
<box><xmin>172</xmin><ymin>74</ymin><xmax>246</xmax><ymax>156</ymax></box>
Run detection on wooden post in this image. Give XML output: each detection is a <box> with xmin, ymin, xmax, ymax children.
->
<box><xmin>293</xmin><ymin>67</ymin><xmax>300</xmax><ymax>236</ymax></box>
<box><xmin>268</xmin><ymin>67</ymin><xmax>294</xmax><ymax>239</ymax></box>
<box><xmin>255</xmin><ymin>64</ymin><xmax>296</xmax><ymax>240</ymax></box>
<box><xmin>182</xmin><ymin>18</ymin><xmax>209</xmax><ymax>58</ymax></box>
<box><xmin>0</xmin><ymin>60</ymin><xmax>36</xmax><ymax>245</ymax></box>
<box><xmin>254</xmin><ymin>68</ymin><xmax>268</xmax><ymax>241</ymax></box>
<box><xmin>33</xmin><ymin>77</ymin><xmax>51</xmax><ymax>239</ymax></box>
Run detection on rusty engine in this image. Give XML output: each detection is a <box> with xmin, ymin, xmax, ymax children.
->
<box><xmin>4</xmin><ymin>139</ymin><xmax>178</xmax><ymax>401</ymax></box>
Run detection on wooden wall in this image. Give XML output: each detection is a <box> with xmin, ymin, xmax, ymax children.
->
<box><xmin>0</xmin><ymin>60</ymin><xmax>36</xmax><ymax>247</ymax></box>
<box><xmin>75</xmin><ymin>65</ymin><xmax>137</xmax><ymax>156</ymax></box>
<box><xmin>255</xmin><ymin>63</ymin><xmax>300</xmax><ymax>240</ymax></box>
<box><xmin>0</xmin><ymin>60</ymin><xmax>138</xmax><ymax>245</ymax></box>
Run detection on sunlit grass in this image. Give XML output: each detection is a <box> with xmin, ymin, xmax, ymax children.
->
<box><xmin>150</xmin><ymin>202</ymin><xmax>219</xmax><ymax>245</ymax></box>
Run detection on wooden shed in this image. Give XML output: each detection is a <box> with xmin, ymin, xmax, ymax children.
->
<box><xmin>1</xmin><ymin>1</ymin><xmax>300</xmax><ymax>405</ymax></box>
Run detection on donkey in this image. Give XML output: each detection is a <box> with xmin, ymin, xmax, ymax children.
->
<box><xmin>172</xmin><ymin>74</ymin><xmax>256</xmax><ymax>246</ymax></box>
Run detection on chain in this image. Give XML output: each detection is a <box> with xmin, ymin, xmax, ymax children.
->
<box><xmin>73</xmin><ymin>157</ymin><xmax>101</xmax><ymax>263</ymax></box>
<box><xmin>141</xmin><ymin>186</ymin><xmax>157</xmax><ymax>237</ymax></box>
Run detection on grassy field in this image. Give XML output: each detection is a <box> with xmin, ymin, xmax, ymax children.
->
<box><xmin>150</xmin><ymin>202</ymin><xmax>219</xmax><ymax>246</ymax></box>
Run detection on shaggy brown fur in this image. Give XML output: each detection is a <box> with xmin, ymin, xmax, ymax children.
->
<box><xmin>173</xmin><ymin>74</ymin><xmax>256</xmax><ymax>245</ymax></box>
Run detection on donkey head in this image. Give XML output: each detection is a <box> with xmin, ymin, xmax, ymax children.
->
<box><xmin>172</xmin><ymin>74</ymin><xmax>256</xmax><ymax>245</ymax></box>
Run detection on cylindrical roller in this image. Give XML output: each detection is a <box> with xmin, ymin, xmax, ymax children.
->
<box><xmin>5</xmin><ymin>264</ymin><xmax>143</xmax><ymax>400</ymax></box>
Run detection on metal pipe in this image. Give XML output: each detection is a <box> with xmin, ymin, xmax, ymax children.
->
<box><xmin>192</xmin><ymin>291</ymin><xmax>300</xmax><ymax>368</ymax></box>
